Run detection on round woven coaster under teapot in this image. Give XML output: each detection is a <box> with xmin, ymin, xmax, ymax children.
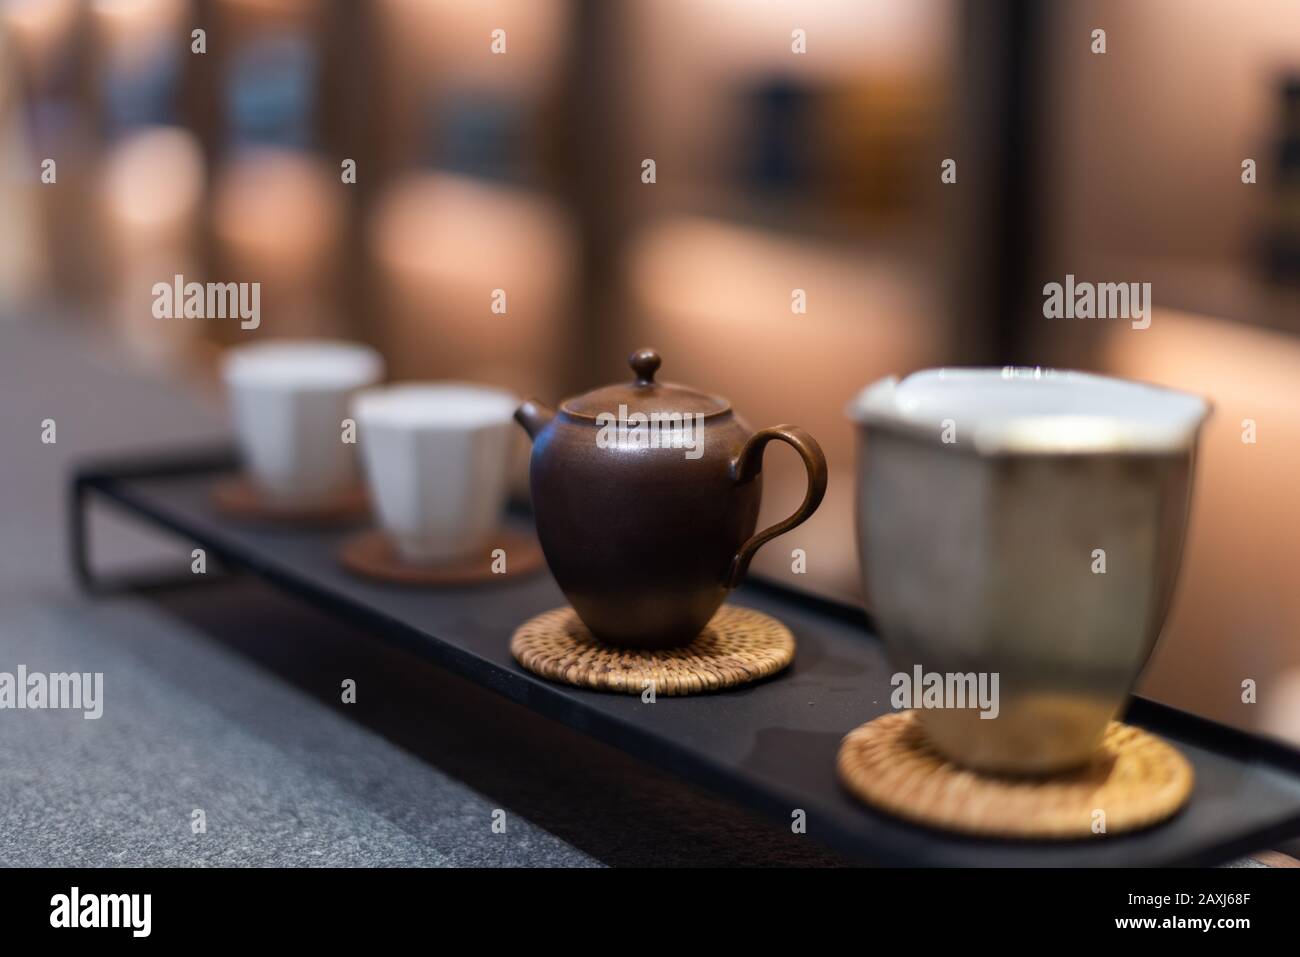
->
<box><xmin>212</xmin><ymin>475</ymin><xmax>370</xmax><ymax>526</ymax></box>
<box><xmin>511</xmin><ymin>604</ymin><xmax>795</xmax><ymax>695</ymax></box>
<box><xmin>837</xmin><ymin>711</ymin><xmax>1193</xmax><ymax>839</ymax></box>
<box><xmin>338</xmin><ymin>528</ymin><xmax>544</xmax><ymax>585</ymax></box>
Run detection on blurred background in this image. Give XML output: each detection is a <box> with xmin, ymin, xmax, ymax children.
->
<box><xmin>2</xmin><ymin>0</ymin><xmax>1299</xmax><ymax>744</ymax></box>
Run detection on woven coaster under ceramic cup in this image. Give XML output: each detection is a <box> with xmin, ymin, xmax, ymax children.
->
<box><xmin>218</xmin><ymin>339</ymin><xmax>383</xmax><ymax>524</ymax></box>
<box><xmin>339</xmin><ymin>382</ymin><xmax>541</xmax><ymax>585</ymax></box>
<box><xmin>513</xmin><ymin>347</ymin><xmax>828</xmax><ymax>653</ymax></box>
<box><xmin>847</xmin><ymin>367</ymin><xmax>1210</xmax><ymax>777</ymax></box>
<box><xmin>836</xmin><ymin>711</ymin><xmax>1193</xmax><ymax>838</ymax></box>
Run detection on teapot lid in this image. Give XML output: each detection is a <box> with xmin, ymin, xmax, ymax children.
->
<box><xmin>560</xmin><ymin>348</ymin><xmax>731</xmax><ymax>420</ymax></box>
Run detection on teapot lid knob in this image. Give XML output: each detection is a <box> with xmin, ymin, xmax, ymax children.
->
<box><xmin>629</xmin><ymin>348</ymin><xmax>661</xmax><ymax>385</ymax></box>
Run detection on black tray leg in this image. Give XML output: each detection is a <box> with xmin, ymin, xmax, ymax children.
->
<box><xmin>71</xmin><ymin>476</ymin><xmax>231</xmax><ymax>595</ymax></box>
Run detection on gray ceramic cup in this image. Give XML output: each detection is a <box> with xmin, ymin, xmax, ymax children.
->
<box><xmin>847</xmin><ymin>368</ymin><xmax>1210</xmax><ymax>774</ymax></box>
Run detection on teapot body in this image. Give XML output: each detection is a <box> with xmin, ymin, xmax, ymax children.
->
<box><xmin>528</xmin><ymin>409</ymin><xmax>759</xmax><ymax>648</ymax></box>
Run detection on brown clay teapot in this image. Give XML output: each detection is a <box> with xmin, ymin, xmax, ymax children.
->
<box><xmin>515</xmin><ymin>348</ymin><xmax>828</xmax><ymax>649</ymax></box>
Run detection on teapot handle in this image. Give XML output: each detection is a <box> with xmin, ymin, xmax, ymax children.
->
<box><xmin>724</xmin><ymin>425</ymin><xmax>828</xmax><ymax>589</ymax></box>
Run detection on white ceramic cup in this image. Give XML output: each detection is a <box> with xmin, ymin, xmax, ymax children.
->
<box><xmin>221</xmin><ymin>340</ymin><xmax>384</xmax><ymax>506</ymax></box>
<box><xmin>352</xmin><ymin>382</ymin><xmax>518</xmax><ymax>563</ymax></box>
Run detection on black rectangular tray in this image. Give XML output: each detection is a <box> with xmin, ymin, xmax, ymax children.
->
<box><xmin>70</xmin><ymin>447</ymin><xmax>1300</xmax><ymax>865</ymax></box>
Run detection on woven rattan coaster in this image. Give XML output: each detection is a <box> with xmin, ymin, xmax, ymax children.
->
<box><xmin>338</xmin><ymin>528</ymin><xmax>544</xmax><ymax>585</ymax></box>
<box><xmin>837</xmin><ymin>711</ymin><xmax>1193</xmax><ymax>839</ymax></box>
<box><xmin>511</xmin><ymin>604</ymin><xmax>795</xmax><ymax>695</ymax></box>
<box><xmin>212</xmin><ymin>475</ymin><xmax>370</xmax><ymax>526</ymax></box>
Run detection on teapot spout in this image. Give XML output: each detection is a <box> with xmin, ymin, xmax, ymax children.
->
<box><xmin>514</xmin><ymin>398</ymin><xmax>556</xmax><ymax>441</ymax></box>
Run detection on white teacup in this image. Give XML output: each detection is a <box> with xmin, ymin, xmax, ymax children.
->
<box><xmin>352</xmin><ymin>382</ymin><xmax>518</xmax><ymax>563</ymax></box>
<box><xmin>222</xmin><ymin>340</ymin><xmax>384</xmax><ymax>506</ymax></box>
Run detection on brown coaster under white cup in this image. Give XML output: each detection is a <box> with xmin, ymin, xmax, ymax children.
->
<box><xmin>212</xmin><ymin>475</ymin><xmax>370</xmax><ymax>526</ymax></box>
<box><xmin>337</xmin><ymin>528</ymin><xmax>544</xmax><ymax>585</ymax></box>
<box><xmin>510</xmin><ymin>604</ymin><xmax>795</xmax><ymax>695</ymax></box>
<box><xmin>836</xmin><ymin>711</ymin><xmax>1194</xmax><ymax>839</ymax></box>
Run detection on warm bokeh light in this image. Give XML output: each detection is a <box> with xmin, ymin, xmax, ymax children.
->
<box><xmin>368</xmin><ymin>171</ymin><xmax>576</xmax><ymax>400</ymax></box>
<box><xmin>1106</xmin><ymin>310</ymin><xmax>1300</xmax><ymax>739</ymax></box>
<box><xmin>99</xmin><ymin>125</ymin><xmax>205</xmax><ymax>358</ymax></box>
<box><xmin>212</xmin><ymin>147</ymin><xmax>345</xmax><ymax>339</ymax></box>
<box><xmin>0</xmin><ymin>0</ymin><xmax>80</xmax><ymax>84</ymax></box>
